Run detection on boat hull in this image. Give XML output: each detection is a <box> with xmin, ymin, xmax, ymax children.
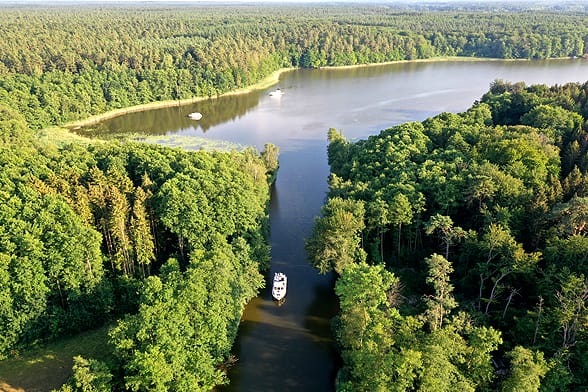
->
<box><xmin>272</xmin><ymin>290</ymin><xmax>286</xmax><ymax>301</ymax></box>
<box><xmin>269</xmin><ymin>89</ymin><xmax>283</xmax><ymax>97</ymax></box>
<box><xmin>272</xmin><ymin>272</ymin><xmax>287</xmax><ymax>301</ymax></box>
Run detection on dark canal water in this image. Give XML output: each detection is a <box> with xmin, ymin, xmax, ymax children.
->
<box><xmin>80</xmin><ymin>59</ymin><xmax>588</xmax><ymax>391</ymax></box>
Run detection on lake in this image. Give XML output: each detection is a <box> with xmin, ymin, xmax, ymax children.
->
<box><xmin>81</xmin><ymin>59</ymin><xmax>588</xmax><ymax>391</ymax></box>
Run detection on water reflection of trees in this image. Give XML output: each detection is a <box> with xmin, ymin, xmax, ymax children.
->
<box><xmin>77</xmin><ymin>89</ymin><xmax>264</xmax><ymax>138</ymax></box>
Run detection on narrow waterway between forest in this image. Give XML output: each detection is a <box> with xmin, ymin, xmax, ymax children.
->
<box><xmin>83</xmin><ymin>59</ymin><xmax>588</xmax><ymax>391</ymax></box>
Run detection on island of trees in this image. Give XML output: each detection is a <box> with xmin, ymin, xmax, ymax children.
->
<box><xmin>307</xmin><ymin>80</ymin><xmax>588</xmax><ymax>390</ymax></box>
<box><xmin>0</xmin><ymin>2</ymin><xmax>588</xmax><ymax>391</ymax></box>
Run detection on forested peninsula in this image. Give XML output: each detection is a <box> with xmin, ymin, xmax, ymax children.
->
<box><xmin>1</xmin><ymin>2</ymin><xmax>588</xmax><ymax>391</ymax></box>
<box><xmin>308</xmin><ymin>81</ymin><xmax>588</xmax><ymax>390</ymax></box>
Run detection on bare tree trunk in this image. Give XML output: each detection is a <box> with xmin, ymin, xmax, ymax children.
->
<box><xmin>178</xmin><ymin>234</ymin><xmax>185</xmax><ymax>261</ymax></box>
<box><xmin>380</xmin><ymin>229</ymin><xmax>384</xmax><ymax>262</ymax></box>
<box><xmin>57</xmin><ymin>279</ymin><xmax>65</xmax><ymax>308</ymax></box>
<box><xmin>533</xmin><ymin>296</ymin><xmax>543</xmax><ymax>345</ymax></box>
<box><xmin>485</xmin><ymin>271</ymin><xmax>511</xmax><ymax>315</ymax></box>
<box><xmin>478</xmin><ymin>273</ymin><xmax>486</xmax><ymax>311</ymax></box>
<box><xmin>502</xmin><ymin>287</ymin><xmax>519</xmax><ymax>319</ymax></box>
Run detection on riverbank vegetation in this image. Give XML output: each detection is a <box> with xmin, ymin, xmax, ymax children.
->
<box><xmin>308</xmin><ymin>80</ymin><xmax>588</xmax><ymax>390</ymax></box>
<box><xmin>1</xmin><ymin>4</ymin><xmax>588</xmax><ymax>130</ymax></box>
<box><xmin>1</xmin><ymin>1</ymin><xmax>588</xmax><ymax>390</ymax></box>
<box><xmin>0</xmin><ymin>104</ymin><xmax>277</xmax><ymax>390</ymax></box>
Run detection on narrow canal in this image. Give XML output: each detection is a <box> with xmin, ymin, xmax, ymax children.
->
<box><xmin>84</xmin><ymin>59</ymin><xmax>588</xmax><ymax>391</ymax></box>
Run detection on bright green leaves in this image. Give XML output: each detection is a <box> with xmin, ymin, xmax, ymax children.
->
<box><xmin>0</xmin><ymin>117</ymin><xmax>272</xmax><ymax>390</ymax></box>
<box><xmin>466</xmin><ymin>223</ymin><xmax>541</xmax><ymax>315</ymax></box>
<box><xmin>306</xmin><ymin>197</ymin><xmax>366</xmax><ymax>274</ymax></box>
<box><xmin>157</xmin><ymin>173</ymin><xmax>215</xmax><ymax>250</ymax></box>
<box><xmin>336</xmin><ymin>263</ymin><xmax>411</xmax><ymax>391</ymax></box>
<box><xmin>328</xmin><ymin>128</ymin><xmax>351</xmax><ymax>177</ymax></box>
<box><xmin>425</xmin><ymin>214</ymin><xmax>467</xmax><ymax>260</ymax></box>
<box><xmin>320</xmin><ymin>80</ymin><xmax>588</xmax><ymax>391</ymax></box>
<box><xmin>70</xmin><ymin>356</ymin><xmax>113</xmax><ymax>392</ymax></box>
<box><xmin>261</xmin><ymin>143</ymin><xmax>280</xmax><ymax>183</ymax></box>
<box><xmin>0</xmin><ymin>188</ymin><xmax>104</xmax><ymax>356</ymax></box>
<box><xmin>130</xmin><ymin>186</ymin><xmax>155</xmax><ymax>278</ymax></box>
<box><xmin>335</xmin><ymin>262</ymin><xmax>502</xmax><ymax>391</ymax></box>
<box><xmin>553</xmin><ymin>274</ymin><xmax>588</xmax><ymax>350</ymax></box>
<box><xmin>111</xmin><ymin>242</ymin><xmax>264</xmax><ymax>391</ymax></box>
<box><xmin>102</xmin><ymin>146</ymin><xmax>269</xmax><ymax>390</ymax></box>
<box><xmin>502</xmin><ymin>347</ymin><xmax>549</xmax><ymax>392</ymax></box>
<box><xmin>156</xmin><ymin>151</ymin><xmax>268</xmax><ymax>253</ymax></box>
<box><xmin>422</xmin><ymin>254</ymin><xmax>458</xmax><ymax>331</ymax></box>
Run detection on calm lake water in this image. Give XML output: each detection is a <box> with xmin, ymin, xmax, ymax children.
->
<box><xmin>82</xmin><ymin>59</ymin><xmax>588</xmax><ymax>391</ymax></box>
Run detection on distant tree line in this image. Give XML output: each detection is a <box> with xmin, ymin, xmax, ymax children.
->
<box><xmin>0</xmin><ymin>3</ymin><xmax>587</xmax><ymax>390</ymax></box>
<box><xmin>0</xmin><ymin>4</ymin><xmax>587</xmax><ymax>129</ymax></box>
<box><xmin>307</xmin><ymin>80</ymin><xmax>588</xmax><ymax>390</ymax></box>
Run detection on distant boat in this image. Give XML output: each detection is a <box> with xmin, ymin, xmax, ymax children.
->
<box><xmin>188</xmin><ymin>112</ymin><xmax>202</xmax><ymax>120</ymax></box>
<box><xmin>272</xmin><ymin>272</ymin><xmax>287</xmax><ymax>301</ymax></box>
<box><xmin>269</xmin><ymin>88</ymin><xmax>284</xmax><ymax>97</ymax></box>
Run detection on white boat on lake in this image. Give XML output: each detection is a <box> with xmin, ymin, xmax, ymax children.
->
<box><xmin>187</xmin><ymin>112</ymin><xmax>202</xmax><ymax>120</ymax></box>
<box><xmin>269</xmin><ymin>88</ymin><xmax>283</xmax><ymax>97</ymax></box>
<box><xmin>272</xmin><ymin>272</ymin><xmax>287</xmax><ymax>301</ymax></box>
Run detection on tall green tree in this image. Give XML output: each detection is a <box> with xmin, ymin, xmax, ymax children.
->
<box><xmin>306</xmin><ymin>197</ymin><xmax>366</xmax><ymax>274</ymax></box>
<box><xmin>502</xmin><ymin>346</ymin><xmax>549</xmax><ymax>392</ymax></box>
<box><xmin>422</xmin><ymin>254</ymin><xmax>458</xmax><ymax>331</ymax></box>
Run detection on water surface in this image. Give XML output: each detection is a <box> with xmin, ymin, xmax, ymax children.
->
<box><xmin>81</xmin><ymin>59</ymin><xmax>588</xmax><ymax>391</ymax></box>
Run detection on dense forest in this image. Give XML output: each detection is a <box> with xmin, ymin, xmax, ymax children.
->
<box><xmin>1</xmin><ymin>2</ymin><xmax>588</xmax><ymax>391</ymax></box>
<box><xmin>1</xmin><ymin>4</ymin><xmax>588</xmax><ymax>130</ymax></box>
<box><xmin>0</xmin><ymin>103</ymin><xmax>278</xmax><ymax>389</ymax></box>
<box><xmin>307</xmin><ymin>80</ymin><xmax>588</xmax><ymax>390</ymax></box>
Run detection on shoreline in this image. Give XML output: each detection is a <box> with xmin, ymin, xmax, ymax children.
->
<box><xmin>64</xmin><ymin>67</ymin><xmax>295</xmax><ymax>129</ymax></box>
<box><xmin>319</xmin><ymin>56</ymin><xmax>499</xmax><ymax>70</ymax></box>
<box><xmin>320</xmin><ymin>55</ymin><xmax>585</xmax><ymax>70</ymax></box>
<box><xmin>61</xmin><ymin>56</ymin><xmax>585</xmax><ymax>130</ymax></box>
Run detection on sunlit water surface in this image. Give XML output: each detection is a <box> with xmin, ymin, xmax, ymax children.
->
<box><xmin>81</xmin><ymin>59</ymin><xmax>588</xmax><ymax>391</ymax></box>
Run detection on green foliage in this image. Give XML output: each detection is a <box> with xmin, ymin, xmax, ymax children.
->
<box><xmin>552</xmin><ymin>274</ymin><xmax>588</xmax><ymax>350</ymax></box>
<box><xmin>1</xmin><ymin>5</ymin><xmax>587</xmax><ymax>129</ymax></box>
<box><xmin>422</xmin><ymin>254</ymin><xmax>458</xmax><ymax>331</ymax></box>
<box><xmin>334</xmin><ymin>263</ymin><xmax>502</xmax><ymax>391</ymax></box>
<box><xmin>261</xmin><ymin>143</ymin><xmax>280</xmax><ymax>184</ymax></box>
<box><xmin>305</xmin><ymin>197</ymin><xmax>366</xmax><ymax>274</ymax></box>
<box><xmin>425</xmin><ymin>214</ymin><xmax>466</xmax><ymax>260</ymax></box>
<box><xmin>0</xmin><ymin>103</ymin><xmax>272</xmax><ymax>392</ymax></box>
<box><xmin>550</xmin><ymin>196</ymin><xmax>588</xmax><ymax>236</ymax></box>
<box><xmin>110</xmin><ymin>248</ymin><xmax>264</xmax><ymax>391</ymax></box>
<box><xmin>321</xmin><ymin>79</ymin><xmax>588</xmax><ymax>390</ymax></box>
<box><xmin>69</xmin><ymin>355</ymin><xmax>113</xmax><ymax>392</ymax></box>
<box><xmin>328</xmin><ymin>128</ymin><xmax>350</xmax><ymax>177</ymax></box>
<box><xmin>502</xmin><ymin>347</ymin><xmax>549</xmax><ymax>392</ymax></box>
<box><xmin>2</xmin><ymin>3</ymin><xmax>588</xmax><ymax>389</ymax></box>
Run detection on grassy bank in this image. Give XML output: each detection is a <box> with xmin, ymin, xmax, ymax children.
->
<box><xmin>37</xmin><ymin>126</ymin><xmax>97</xmax><ymax>147</ymax></box>
<box><xmin>0</xmin><ymin>325</ymin><xmax>112</xmax><ymax>392</ymax></box>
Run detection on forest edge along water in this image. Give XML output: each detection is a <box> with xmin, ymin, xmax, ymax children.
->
<box><xmin>3</xmin><ymin>3</ymin><xmax>588</xmax><ymax>390</ymax></box>
<box><xmin>64</xmin><ymin>57</ymin><xmax>512</xmax><ymax>130</ymax></box>
<box><xmin>72</xmin><ymin>58</ymin><xmax>588</xmax><ymax>392</ymax></box>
